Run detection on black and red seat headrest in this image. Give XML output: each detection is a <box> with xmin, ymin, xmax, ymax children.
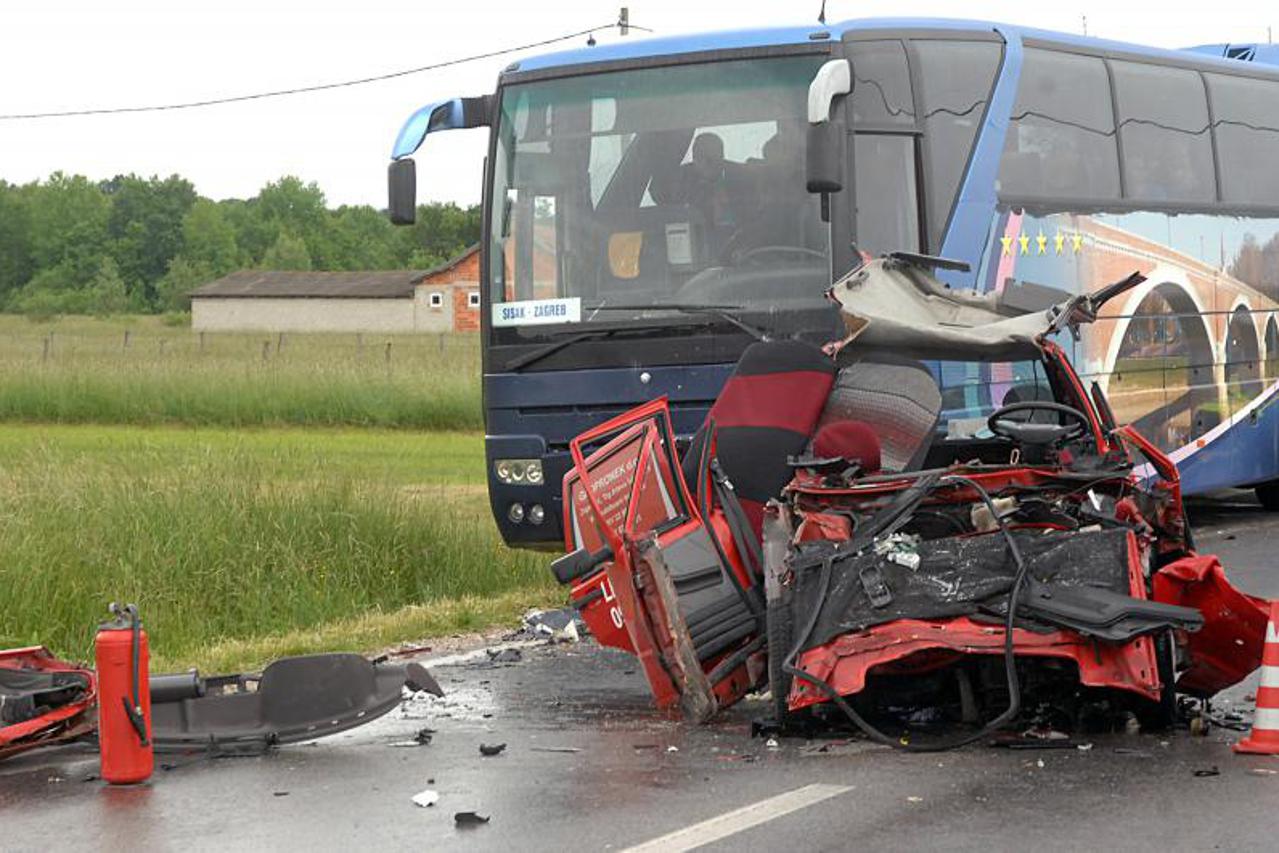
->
<box><xmin>683</xmin><ymin>339</ymin><xmax>836</xmax><ymax>538</ymax></box>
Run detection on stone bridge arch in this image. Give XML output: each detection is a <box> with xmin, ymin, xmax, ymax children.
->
<box><xmin>1225</xmin><ymin>300</ymin><xmax>1263</xmax><ymax>403</ymax></box>
<box><xmin>1266</xmin><ymin>314</ymin><xmax>1279</xmax><ymax>381</ymax></box>
<box><xmin>1107</xmin><ymin>279</ymin><xmax>1218</xmax><ymax>451</ymax></box>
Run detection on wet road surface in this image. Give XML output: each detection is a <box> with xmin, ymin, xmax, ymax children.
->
<box><xmin>3</xmin><ymin>492</ymin><xmax>1279</xmax><ymax>851</ymax></box>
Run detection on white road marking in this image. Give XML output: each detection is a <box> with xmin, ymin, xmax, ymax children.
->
<box><xmin>622</xmin><ymin>783</ymin><xmax>853</xmax><ymax>852</ymax></box>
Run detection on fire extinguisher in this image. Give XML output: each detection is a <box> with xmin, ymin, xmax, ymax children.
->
<box><xmin>95</xmin><ymin>602</ymin><xmax>153</xmax><ymax>784</ymax></box>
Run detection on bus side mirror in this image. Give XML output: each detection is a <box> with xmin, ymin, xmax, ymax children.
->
<box><xmin>386</xmin><ymin>95</ymin><xmax>493</xmax><ymax>225</ymax></box>
<box><xmin>806</xmin><ymin>123</ymin><xmax>845</xmax><ymax>194</ymax></box>
<box><xmin>806</xmin><ymin>59</ymin><xmax>851</xmax><ymax>194</ymax></box>
<box><xmin>388</xmin><ymin>158</ymin><xmax>417</xmax><ymax>225</ymax></box>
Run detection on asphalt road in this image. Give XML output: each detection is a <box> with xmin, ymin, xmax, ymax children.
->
<box><xmin>3</xmin><ymin>491</ymin><xmax>1279</xmax><ymax>852</ymax></box>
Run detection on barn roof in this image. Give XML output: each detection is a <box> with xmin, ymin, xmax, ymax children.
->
<box><xmin>191</xmin><ymin>244</ymin><xmax>479</xmax><ymax>300</ymax></box>
<box><xmin>191</xmin><ymin>269</ymin><xmax>427</xmax><ymax>299</ymax></box>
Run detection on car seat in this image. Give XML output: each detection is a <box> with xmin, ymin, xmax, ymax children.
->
<box><xmin>682</xmin><ymin>339</ymin><xmax>836</xmax><ymax>539</ymax></box>
<box><xmin>816</xmin><ymin>356</ymin><xmax>942</xmax><ymax>472</ymax></box>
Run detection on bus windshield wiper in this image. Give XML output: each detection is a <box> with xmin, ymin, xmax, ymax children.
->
<box><xmin>584</xmin><ymin>303</ymin><xmax>768</xmax><ymax>341</ymax></box>
<box><xmin>505</xmin><ymin>320</ymin><xmax>715</xmax><ymax>372</ymax></box>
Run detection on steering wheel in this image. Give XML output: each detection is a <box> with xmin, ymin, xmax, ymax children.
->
<box><xmin>734</xmin><ymin>245</ymin><xmax>827</xmax><ymax>266</ymax></box>
<box><xmin>987</xmin><ymin>401</ymin><xmax>1091</xmax><ymax>447</ymax></box>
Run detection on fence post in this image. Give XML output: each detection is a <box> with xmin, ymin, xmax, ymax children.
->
<box><xmin>41</xmin><ymin>335</ymin><xmax>50</xmax><ymax>363</ymax></box>
<box><xmin>262</xmin><ymin>340</ymin><xmax>271</xmax><ymax>362</ymax></box>
<box><xmin>277</xmin><ymin>331</ymin><xmax>285</xmax><ymax>353</ymax></box>
<box><xmin>123</xmin><ymin>329</ymin><xmax>130</xmax><ymax>350</ymax></box>
<box><xmin>199</xmin><ymin>331</ymin><xmax>205</xmax><ymax>354</ymax></box>
<box><xmin>384</xmin><ymin>341</ymin><xmax>393</xmax><ymax>365</ymax></box>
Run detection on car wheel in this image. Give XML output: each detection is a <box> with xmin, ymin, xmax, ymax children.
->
<box><xmin>1257</xmin><ymin>480</ymin><xmax>1279</xmax><ymax>511</ymax></box>
<box><xmin>1136</xmin><ymin>630</ymin><xmax>1179</xmax><ymax>731</ymax></box>
<box><xmin>766</xmin><ymin>599</ymin><xmax>793</xmax><ymax>724</ymax></box>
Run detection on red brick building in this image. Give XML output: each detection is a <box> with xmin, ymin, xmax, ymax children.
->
<box><xmin>418</xmin><ymin>244</ymin><xmax>481</xmax><ymax>333</ymax></box>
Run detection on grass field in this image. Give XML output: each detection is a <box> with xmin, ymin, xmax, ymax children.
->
<box><xmin>0</xmin><ymin>423</ymin><xmax>560</xmax><ymax>673</ymax></box>
<box><xmin>0</xmin><ymin>314</ymin><xmax>483</xmax><ymax>430</ymax></box>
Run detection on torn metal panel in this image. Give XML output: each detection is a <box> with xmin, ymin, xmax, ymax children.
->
<box><xmin>829</xmin><ymin>259</ymin><xmax>1057</xmax><ymax>361</ymax></box>
<box><xmin>1152</xmin><ymin>554</ymin><xmax>1271</xmax><ymax>696</ymax></box>
<box><xmin>790</xmin><ymin>616</ymin><xmax>1165</xmax><ymax>709</ymax></box>
<box><xmin>0</xmin><ymin>646</ymin><xmax>96</xmax><ymax>763</ymax></box>
<box><xmin>827</xmin><ymin>256</ymin><xmax>1144</xmax><ymax>362</ymax></box>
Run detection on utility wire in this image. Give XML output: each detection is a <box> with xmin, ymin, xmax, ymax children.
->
<box><xmin>0</xmin><ymin>20</ymin><xmax>632</xmax><ymax>121</ymax></box>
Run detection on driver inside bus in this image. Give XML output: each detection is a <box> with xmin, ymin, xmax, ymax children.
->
<box><xmin>655</xmin><ymin>132</ymin><xmax>752</xmax><ymax>260</ymax></box>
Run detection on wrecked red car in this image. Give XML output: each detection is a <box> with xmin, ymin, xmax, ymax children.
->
<box><xmin>552</xmin><ymin>254</ymin><xmax>1272</xmax><ymax>748</ymax></box>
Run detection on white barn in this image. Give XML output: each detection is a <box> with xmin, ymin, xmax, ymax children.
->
<box><xmin>190</xmin><ymin>246</ymin><xmax>481</xmax><ymax>334</ymax></box>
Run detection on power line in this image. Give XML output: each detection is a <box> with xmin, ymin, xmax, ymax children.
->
<box><xmin>0</xmin><ymin>21</ymin><xmax>630</xmax><ymax>121</ymax></box>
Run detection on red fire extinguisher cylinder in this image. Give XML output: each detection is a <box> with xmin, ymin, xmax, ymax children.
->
<box><xmin>95</xmin><ymin>603</ymin><xmax>153</xmax><ymax>784</ymax></box>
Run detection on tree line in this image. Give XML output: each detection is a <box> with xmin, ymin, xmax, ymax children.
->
<box><xmin>0</xmin><ymin>173</ymin><xmax>480</xmax><ymax>316</ymax></box>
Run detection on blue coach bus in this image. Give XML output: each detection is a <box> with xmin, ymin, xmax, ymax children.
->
<box><xmin>389</xmin><ymin>18</ymin><xmax>1279</xmax><ymax>548</ymax></box>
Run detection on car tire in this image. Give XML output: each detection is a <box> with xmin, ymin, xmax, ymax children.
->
<box><xmin>766</xmin><ymin>599</ymin><xmax>793</xmax><ymax>724</ymax></box>
<box><xmin>1136</xmin><ymin>630</ymin><xmax>1179</xmax><ymax>731</ymax></box>
<box><xmin>1256</xmin><ymin>480</ymin><xmax>1279</xmax><ymax>511</ymax></box>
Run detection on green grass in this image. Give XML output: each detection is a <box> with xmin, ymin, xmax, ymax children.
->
<box><xmin>0</xmin><ymin>424</ymin><xmax>560</xmax><ymax>672</ymax></box>
<box><xmin>0</xmin><ymin>314</ymin><xmax>482</xmax><ymax>430</ymax></box>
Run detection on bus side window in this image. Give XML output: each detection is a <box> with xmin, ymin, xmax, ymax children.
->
<box><xmin>854</xmin><ymin>134</ymin><xmax>920</xmax><ymax>255</ymax></box>
<box><xmin>846</xmin><ymin>39</ymin><xmax>921</xmax><ymax>257</ymax></box>
<box><xmin>912</xmin><ymin>39</ymin><xmax>1002</xmax><ymax>249</ymax></box>
<box><xmin>1111</xmin><ymin>61</ymin><xmax>1215</xmax><ymax>203</ymax></box>
<box><xmin>999</xmin><ymin>49</ymin><xmax>1120</xmax><ymax>203</ymax></box>
<box><xmin>846</xmin><ymin>40</ymin><xmax>915</xmax><ymax>126</ymax></box>
<box><xmin>1205</xmin><ymin>73</ymin><xmax>1279</xmax><ymax>206</ymax></box>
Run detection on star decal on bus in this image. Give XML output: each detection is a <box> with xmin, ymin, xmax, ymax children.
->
<box><xmin>1001</xmin><ymin>229</ymin><xmax>1085</xmax><ymax>256</ymax></box>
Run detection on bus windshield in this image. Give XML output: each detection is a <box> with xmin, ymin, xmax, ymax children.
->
<box><xmin>488</xmin><ymin>54</ymin><xmax>832</xmax><ymax>344</ymax></box>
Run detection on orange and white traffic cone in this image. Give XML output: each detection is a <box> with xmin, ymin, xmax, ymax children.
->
<box><xmin>1235</xmin><ymin>600</ymin><xmax>1279</xmax><ymax>755</ymax></box>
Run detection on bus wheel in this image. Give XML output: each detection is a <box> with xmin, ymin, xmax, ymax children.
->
<box><xmin>1256</xmin><ymin>480</ymin><xmax>1279</xmax><ymax>511</ymax></box>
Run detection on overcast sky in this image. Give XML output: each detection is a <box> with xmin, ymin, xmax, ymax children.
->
<box><xmin>2</xmin><ymin>1</ymin><xmax>1274</xmax><ymax>208</ymax></box>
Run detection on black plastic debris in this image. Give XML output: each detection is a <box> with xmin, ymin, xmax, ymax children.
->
<box><xmin>405</xmin><ymin>663</ymin><xmax>444</xmax><ymax>697</ymax></box>
<box><xmin>479</xmin><ymin>742</ymin><xmax>507</xmax><ymax>757</ymax></box>
<box><xmin>455</xmin><ymin>811</ymin><xmax>490</xmax><ymax>827</ymax></box>
<box><xmin>415</xmin><ymin>728</ymin><xmax>435</xmax><ymax>745</ymax></box>
<box><xmin>486</xmin><ymin>648</ymin><xmax>523</xmax><ymax>664</ymax></box>
<box><xmin>150</xmin><ymin>653</ymin><xmax>432</xmax><ymax>753</ymax></box>
<box><xmin>1193</xmin><ymin>766</ymin><xmax>1221</xmax><ymax>777</ymax></box>
<box><xmin>273</xmin><ymin>791</ymin><xmax>289</xmax><ymax>797</ymax></box>
<box><xmin>522</xmin><ymin>607</ymin><xmax>588</xmax><ymax>640</ymax></box>
<box><xmin>751</xmin><ymin>719</ymin><xmax>782</xmax><ymax>739</ymax></box>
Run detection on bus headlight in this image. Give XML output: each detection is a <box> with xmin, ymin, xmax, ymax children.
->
<box><xmin>495</xmin><ymin>459</ymin><xmax>543</xmax><ymax>485</ymax></box>
<box><xmin>527</xmin><ymin>504</ymin><xmax>545</xmax><ymax>525</ymax></box>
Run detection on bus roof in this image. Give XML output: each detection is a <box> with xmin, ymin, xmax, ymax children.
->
<box><xmin>509</xmin><ymin>17</ymin><xmax>1279</xmax><ymax>78</ymax></box>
